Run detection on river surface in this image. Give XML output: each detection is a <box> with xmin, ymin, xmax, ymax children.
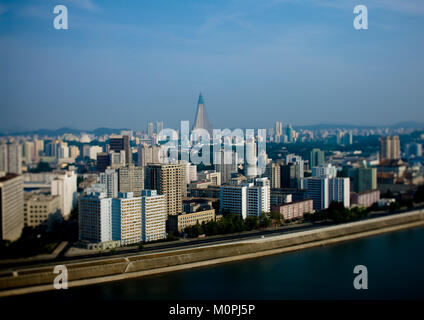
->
<box><xmin>14</xmin><ymin>226</ymin><xmax>424</xmax><ymax>300</ymax></box>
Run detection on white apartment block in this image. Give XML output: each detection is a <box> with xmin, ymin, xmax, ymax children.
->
<box><xmin>245</xmin><ymin>178</ymin><xmax>270</xmax><ymax>217</ymax></box>
<box><xmin>112</xmin><ymin>192</ymin><xmax>142</xmax><ymax>245</ymax></box>
<box><xmin>141</xmin><ymin>190</ymin><xmax>167</xmax><ymax>242</ymax></box>
<box><xmin>220</xmin><ymin>178</ymin><xmax>270</xmax><ymax>219</ymax></box>
<box><xmin>100</xmin><ymin>168</ymin><xmax>118</xmax><ymax>198</ymax></box>
<box><xmin>50</xmin><ymin>170</ymin><xmax>77</xmax><ymax>218</ymax></box>
<box><xmin>79</xmin><ymin>192</ymin><xmax>112</xmax><ymax>243</ymax></box>
<box><xmin>302</xmin><ymin>176</ymin><xmax>350</xmax><ymax>212</ymax></box>
<box><xmin>220</xmin><ymin>185</ymin><xmax>247</xmax><ymax>219</ymax></box>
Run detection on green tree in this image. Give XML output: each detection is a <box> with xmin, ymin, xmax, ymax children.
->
<box><xmin>259</xmin><ymin>213</ymin><xmax>271</xmax><ymax>228</ymax></box>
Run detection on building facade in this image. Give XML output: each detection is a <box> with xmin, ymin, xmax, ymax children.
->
<box><xmin>0</xmin><ymin>173</ymin><xmax>24</xmax><ymax>241</ymax></box>
<box><xmin>141</xmin><ymin>190</ymin><xmax>167</xmax><ymax>242</ymax></box>
<box><xmin>272</xmin><ymin>199</ymin><xmax>314</xmax><ymax>220</ymax></box>
<box><xmin>145</xmin><ymin>163</ymin><xmax>183</xmax><ymax>217</ymax></box>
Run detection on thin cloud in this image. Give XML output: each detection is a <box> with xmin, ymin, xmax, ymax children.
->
<box><xmin>0</xmin><ymin>4</ymin><xmax>6</xmax><ymax>15</ymax></box>
<box><xmin>271</xmin><ymin>0</ymin><xmax>424</xmax><ymax>15</ymax></box>
<box><xmin>64</xmin><ymin>0</ymin><xmax>100</xmax><ymax>13</ymax></box>
<box><xmin>198</xmin><ymin>11</ymin><xmax>252</xmax><ymax>34</ymax></box>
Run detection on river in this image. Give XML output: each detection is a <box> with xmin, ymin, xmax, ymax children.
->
<box><xmin>15</xmin><ymin>226</ymin><xmax>424</xmax><ymax>300</ymax></box>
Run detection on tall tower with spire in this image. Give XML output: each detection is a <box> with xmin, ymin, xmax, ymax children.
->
<box><xmin>192</xmin><ymin>93</ymin><xmax>213</xmax><ymax>135</ymax></box>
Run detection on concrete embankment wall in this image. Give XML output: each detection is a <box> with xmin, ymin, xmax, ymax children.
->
<box><xmin>1</xmin><ymin>209</ymin><xmax>424</xmax><ymax>297</ymax></box>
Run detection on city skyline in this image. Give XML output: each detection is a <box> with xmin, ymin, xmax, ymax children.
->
<box><xmin>1</xmin><ymin>0</ymin><xmax>424</xmax><ymax>131</ymax></box>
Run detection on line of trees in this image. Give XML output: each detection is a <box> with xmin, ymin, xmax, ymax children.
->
<box><xmin>184</xmin><ymin>211</ymin><xmax>272</xmax><ymax>238</ymax></box>
<box><xmin>304</xmin><ymin>202</ymin><xmax>368</xmax><ymax>224</ymax></box>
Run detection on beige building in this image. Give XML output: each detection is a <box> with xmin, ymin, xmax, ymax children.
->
<box><xmin>118</xmin><ymin>164</ymin><xmax>144</xmax><ymax>196</ymax></box>
<box><xmin>145</xmin><ymin>163</ymin><xmax>183</xmax><ymax>216</ymax></box>
<box><xmin>141</xmin><ymin>190</ymin><xmax>167</xmax><ymax>242</ymax></box>
<box><xmin>0</xmin><ymin>173</ymin><xmax>24</xmax><ymax>241</ymax></box>
<box><xmin>168</xmin><ymin>199</ymin><xmax>215</xmax><ymax>233</ymax></box>
<box><xmin>24</xmin><ymin>192</ymin><xmax>61</xmax><ymax>228</ymax></box>
<box><xmin>380</xmin><ymin>136</ymin><xmax>401</xmax><ymax>161</ymax></box>
<box><xmin>112</xmin><ymin>192</ymin><xmax>142</xmax><ymax>246</ymax></box>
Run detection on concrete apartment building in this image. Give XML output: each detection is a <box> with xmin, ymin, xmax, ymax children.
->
<box><xmin>50</xmin><ymin>170</ymin><xmax>77</xmax><ymax>218</ymax></box>
<box><xmin>264</xmin><ymin>160</ymin><xmax>281</xmax><ymax>188</ymax></box>
<box><xmin>109</xmin><ymin>135</ymin><xmax>131</xmax><ymax>165</ymax></box>
<box><xmin>380</xmin><ymin>135</ymin><xmax>401</xmax><ymax>161</ymax></box>
<box><xmin>145</xmin><ymin>163</ymin><xmax>183</xmax><ymax>217</ymax></box>
<box><xmin>118</xmin><ymin>164</ymin><xmax>144</xmax><ymax>196</ymax></box>
<box><xmin>24</xmin><ymin>192</ymin><xmax>60</xmax><ymax>228</ymax></box>
<box><xmin>137</xmin><ymin>144</ymin><xmax>161</xmax><ymax>166</ymax></box>
<box><xmin>79</xmin><ymin>191</ymin><xmax>112</xmax><ymax>244</ymax></box>
<box><xmin>141</xmin><ymin>190</ymin><xmax>167</xmax><ymax>242</ymax></box>
<box><xmin>302</xmin><ymin>176</ymin><xmax>350</xmax><ymax>212</ymax></box>
<box><xmin>0</xmin><ymin>173</ymin><xmax>24</xmax><ymax>241</ymax></box>
<box><xmin>220</xmin><ymin>178</ymin><xmax>271</xmax><ymax>219</ymax></box>
<box><xmin>272</xmin><ymin>199</ymin><xmax>314</xmax><ymax>221</ymax></box>
<box><xmin>99</xmin><ymin>168</ymin><xmax>118</xmax><ymax>198</ymax></box>
<box><xmin>112</xmin><ymin>192</ymin><xmax>142</xmax><ymax>245</ymax></box>
<box><xmin>0</xmin><ymin>142</ymin><xmax>22</xmax><ymax>174</ymax></box>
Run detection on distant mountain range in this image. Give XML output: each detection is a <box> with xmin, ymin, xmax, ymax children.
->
<box><xmin>1</xmin><ymin>122</ymin><xmax>423</xmax><ymax>137</ymax></box>
<box><xmin>0</xmin><ymin>127</ymin><xmax>131</xmax><ymax>137</ymax></box>
<box><xmin>294</xmin><ymin>122</ymin><xmax>424</xmax><ymax>130</ymax></box>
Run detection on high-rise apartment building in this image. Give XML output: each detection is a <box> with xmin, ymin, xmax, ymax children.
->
<box><xmin>141</xmin><ymin>190</ymin><xmax>167</xmax><ymax>242</ymax></box>
<box><xmin>147</xmin><ymin>122</ymin><xmax>155</xmax><ymax>137</ymax></box>
<box><xmin>145</xmin><ymin>163</ymin><xmax>183</xmax><ymax>216</ymax></box>
<box><xmin>79</xmin><ymin>191</ymin><xmax>112</xmax><ymax>243</ymax></box>
<box><xmin>109</xmin><ymin>135</ymin><xmax>131</xmax><ymax>164</ymax></box>
<box><xmin>264</xmin><ymin>160</ymin><xmax>281</xmax><ymax>188</ymax></box>
<box><xmin>50</xmin><ymin>170</ymin><xmax>77</xmax><ymax>218</ymax></box>
<box><xmin>4</xmin><ymin>142</ymin><xmax>22</xmax><ymax>174</ymax></box>
<box><xmin>310</xmin><ymin>148</ymin><xmax>325</xmax><ymax>168</ymax></box>
<box><xmin>99</xmin><ymin>168</ymin><xmax>118</xmax><ymax>198</ymax></box>
<box><xmin>0</xmin><ymin>173</ymin><xmax>24</xmax><ymax>241</ymax></box>
<box><xmin>353</xmin><ymin>167</ymin><xmax>377</xmax><ymax>193</ymax></box>
<box><xmin>97</xmin><ymin>152</ymin><xmax>110</xmax><ymax>172</ymax></box>
<box><xmin>137</xmin><ymin>144</ymin><xmax>160</xmax><ymax>166</ymax></box>
<box><xmin>214</xmin><ymin>148</ymin><xmax>237</xmax><ymax>184</ymax></box>
<box><xmin>380</xmin><ymin>136</ymin><xmax>401</xmax><ymax>161</ymax></box>
<box><xmin>302</xmin><ymin>176</ymin><xmax>350</xmax><ymax>212</ymax></box>
<box><xmin>118</xmin><ymin>164</ymin><xmax>144</xmax><ymax>196</ymax></box>
<box><xmin>220</xmin><ymin>178</ymin><xmax>270</xmax><ymax>219</ymax></box>
<box><xmin>246</xmin><ymin>178</ymin><xmax>270</xmax><ymax>218</ymax></box>
<box><xmin>112</xmin><ymin>192</ymin><xmax>142</xmax><ymax>245</ymax></box>
<box><xmin>0</xmin><ymin>143</ymin><xmax>7</xmax><ymax>172</ymax></box>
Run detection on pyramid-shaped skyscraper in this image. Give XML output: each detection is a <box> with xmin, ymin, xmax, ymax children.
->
<box><xmin>192</xmin><ymin>93</ymin><xmax>213</xmax><ymax>135</ymax></box>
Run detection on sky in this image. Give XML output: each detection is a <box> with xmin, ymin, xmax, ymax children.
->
<box><xmin>0</xmin><ymin>0</ymin><xmax>424</xmax><ymax>131</ymax></box>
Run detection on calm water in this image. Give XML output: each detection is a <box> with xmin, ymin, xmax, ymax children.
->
<box><xmin>16</xmin><ymin>227</ymin><xmax>424</xmax><ymax>300</ymax></box>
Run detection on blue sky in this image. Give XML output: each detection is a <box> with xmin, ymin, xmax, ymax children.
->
<box><xmin>0</xmin><ymin>0</ymin><xmax>423</xmax><ymax>131</ymax></box>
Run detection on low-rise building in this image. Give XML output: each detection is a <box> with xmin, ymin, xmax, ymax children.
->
<box><xmin>168</xmin><ymin>199</ymin><xmax>216</xmax><ymax>233</ymax></box>
<box><xmin>24</xmin><ymin>192</ymin><xmax>61</xmax><ymax>228</ymax></box>
<box><xmin>351</xmin><ymin>189</ymin><xmax>380</xmax><ymax>208</ymax></box>
<box><xmin>272</xmin><ymin>199</ymin><xmax>314</xmax><ymax>220</ymax></box>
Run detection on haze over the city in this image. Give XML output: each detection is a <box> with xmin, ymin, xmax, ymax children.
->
<box><xmin>1</xmin><ymin>0</ymin><xmax>424</xmax><ymax>131</ymax></box>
